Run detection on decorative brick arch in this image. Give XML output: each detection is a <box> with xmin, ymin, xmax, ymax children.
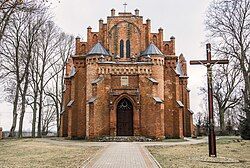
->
<box><xmin>109</xmin><ymin>20</ymin><xmax>141</xmax><ymax>35</ymax></box>
<box><xmin>108</xmin><ymin>21</ymin><xmax>142</xmax><ymax>56</ymax></box>
<box><xmin>114</xmin><ymin>93</ymin><xmax>137</xmax><ymax>108</ymax></box>
<box><xmin>110</xmin><ymin>93</ymin><xmax>140</xmax><ymax>136</ymax></box>
<box><xmin>153</xmin><ymin>35</ymin><xmax>157</xmax><ymax>45</ymax></box>
<box><xmin>93</xmin><ymin>34</ymin><xmax>98</xmax><ymax>45</ymax></box>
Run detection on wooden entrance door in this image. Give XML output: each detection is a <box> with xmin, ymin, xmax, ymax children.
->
<box><xmin>117</xmin><ymin>98</ymin><xmax>133</xmax><ymax>136</ymax></box>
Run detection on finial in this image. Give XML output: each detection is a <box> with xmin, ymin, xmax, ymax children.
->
<box><xmin>135</xmin><ymin>9</ymin><xmax>139</xmax><ymax>16</ymax></box>
<box><xmin>123</xmin><ymin>2</ymin><xmax>127</xmax><ymax>12</ymax></box>
<box><xmin>115</xmin><ymin>55</ymin><xmax>120</xmax><ymax>59</ymax></box>
<box><xmin>170</xmin><ymin>36</ymin><xmax>175</xmax><ymax>40</ymax></box>
<box><xmin>99</xmin><ymin>55</ymin><xmax>105</xmax><ymax>62</ymax></box>
<box><xmin>146</xmin><ymin>55</ymin><xmax>151</xmax><ymax>62</ymax></box>
<box><xmin>115</xmin><ymin>55</ymin><xmax>120</xmax><ymax>63</ymax></box>
<box><xmin>111</xmin><ymin>9</ymin><xmax>115</xmax><ymax>16</ymax></box>
<box><xmin>131</xmin><ymin>55</ymin><xmax>136</xmax><ymax>62</ymax></box>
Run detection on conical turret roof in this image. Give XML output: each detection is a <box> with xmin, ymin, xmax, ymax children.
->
<box><xmin>141</xmin><ymin>43</ymin><xmax>163</xmax><ymax>56</ymax></box>
<box><xmin>87</xmin><ymin>42</ymin><xmax>109</xmax><ymax>56</ymax></box>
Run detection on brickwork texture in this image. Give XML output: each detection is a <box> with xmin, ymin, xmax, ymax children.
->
<box><xmin>60</xmin><ymin>9</ymin><xmax>194</xmax><ymax>139</ymax></box>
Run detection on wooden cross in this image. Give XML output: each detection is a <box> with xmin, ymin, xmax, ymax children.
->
<box><xmin>123</xmin><ymin>2</ymin><xmax>127</xmax><ymax>12</ymax></box>
<box><xmin>190</xmin><ymin>43</ymin><xmax>229</xmax><ymax>157</ymax></box>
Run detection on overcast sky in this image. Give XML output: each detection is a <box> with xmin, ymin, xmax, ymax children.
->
<box><xmin>0</xmin><ymin>0</ymin><xmax>212</xmax><ymax>131</ymax></box>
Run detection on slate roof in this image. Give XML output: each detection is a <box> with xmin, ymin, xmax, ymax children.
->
<box><xmin>87</xmin><ymin>42</ymin><xmax>109</xmax><ymax>56</ymax></box>
<box><xmin>176</xmin><ymin>100</ymin><xmax>184</xmax><ymax>107</ymax></box>
<box><xmin>91</xmin><ymin>76</ymin><xmax>104</xmax><ymax>84</ymax></box>
<box><xmin>153</xmin><ymin>97</ymin><xmax>163</xmax><ymax>103</ymax></box>
<box><xmin>87</xmin><ymin>97</ymin><xmax>97</xmax><ymax>104</ymax></box>
<box><xmin>60</xmin><ymin>107</ymin><xmax>65</xmax><ymax>114</ymax></box>
<box><xmin>141</xmin><ymin>43</ymin><xmax>163</xmax><ymax>56</ymax></box>
<box><xmin>188</xmin><ymin>109</ymin><xmax>194</xmax><ymax>114</ymax></box>
<box><xmin>67</xmin><ymin>100</ymin><xmax>74</xmax><ymax>107</ymax></box>
<box><xmin>175</xmin><ymin>61</ymin><xmax>184</xmax><ymax>76</ymax></box>
<box><xmin>69</xmin><ymin>66</ymin><xmax>76</xmax><ymax>77</ymax></box>
<box><xmin>147</xmin><ymin>77</ymin><xmax>158</xmax><ymax>84</ymax></box>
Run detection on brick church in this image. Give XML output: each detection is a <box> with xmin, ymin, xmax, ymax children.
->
<box><xmin>60</xmin><ymin>8</ymin><xmax>194</xmax><ymax>139</ymax></box>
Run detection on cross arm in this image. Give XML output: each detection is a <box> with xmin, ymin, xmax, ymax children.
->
<box><xmin>190</xmin><ymin>60</ymin><xmax>229</xmax><ymax>65</ymax></box>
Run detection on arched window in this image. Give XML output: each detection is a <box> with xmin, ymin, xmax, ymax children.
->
<box><xmin>164</xmin><ymin>44</ymin><xmax>169</xmax><ymax>53</ymax></box>
<box><xmin>93</xmin><ymin>34</ymin><xmax>98</xmax><ymax>44</ymax></box>
<box><xmin>120</xmin><ymin>40</ymin><xmax>124</xmax><ymax>58</ymax></box>
<box><xmin>153</xmin><ymin>35</ymin><xmax>157</xmax><ymax>45</ymax></box>
<box><xmin>126</xmin><ymin>40</ymin><xmax>130</xmax><ymax>58</ymax></box>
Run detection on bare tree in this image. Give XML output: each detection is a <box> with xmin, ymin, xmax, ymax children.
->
<box><xmin>34</xmin><ymin>21</ymin><xmax>62</xmax><ymax>137</ymax></box>
<box><xmin>0</xmin><ymin>0</ymin><xmax>61</xmax><ymax>42</ymax></box>
<box><xmin>205</xmin><ymin>0</ymin><xmax>250</xmax><ymax>128</ymax></box>
<box><xmin>214</xmin><ymin>63</ymin><xmax>242</xmax><ymax>132</ymax></box>
<box><xmin>194</xmin><ymin>112</ymin><xmax>203</xmax><ymax>136</ymax></box>
<box><xmin>0</xmin><ymin>0</ymin><xmax>71</xmax><ymax>138</ymax></box>
<box><xmin>17</xmin><ymin>3</ymin><xmax>48</xmax><ymax>138</ymax></box>
<box><xmin>41</xmin><ymin>97</ymin><xmax>56</xmax><ymax>136</ymax></box>
<box><xmin>0</xmin><ymin>8</ymin><xmax>28</xmax><ymax>137</ymax></box>
<box><xmin>194</xmin><ymin>103</ymin><xmax>209</xmax><ymax>136</ymax></box>
<box><xmin>44</xmin><ymin>33</ymin><xmax>74</xmax><ymax>136</ymax></box>
<box><xmin>0</xmin><ymin>0</ymin><xmax>22</xmax><ymax>42</ymax></box>
<box><xmin>200</xmin><ymin>62</ymin><xmax>242</xmax><ymax>133</ymax></box>
<box><xmin>28</xmin><ymin>46</ymin><xmax>40</xmax><ymax>137</ymax></box>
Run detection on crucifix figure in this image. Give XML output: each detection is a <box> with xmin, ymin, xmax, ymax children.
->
<box><xmin>190</xmin><ymin>43</ymin><xmax>229</xmax><ymax>157</ymax></box>
<box><xmin>123</xmin><ymin>2</ymin><xmax>127</xmax><ymax>12</ymax></box>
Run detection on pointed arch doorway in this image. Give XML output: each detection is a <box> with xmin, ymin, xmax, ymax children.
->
<box><xmin>117</xmin><ymin>98</ymin><xmax>133</xmax><ymax>136</ymax></box>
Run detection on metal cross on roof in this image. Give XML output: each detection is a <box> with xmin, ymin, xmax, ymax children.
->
<box><xmin>123</xmin><ymin>2</ymin><xmax>127</xmax><ymax>12</ymax></box>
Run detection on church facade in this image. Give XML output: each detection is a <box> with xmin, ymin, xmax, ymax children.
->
<box><xmin>60</xmin><ymin>9</ymin><xmax>194</xmax><ymax>139</ymax></box>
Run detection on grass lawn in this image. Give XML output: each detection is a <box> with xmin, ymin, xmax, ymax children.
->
<box><xmin>0</xmin><ymin>138</ymin><xmax>101</xmax><ymax>168</ymax></box>
<box><xmin>147</xmin><ymin>137</ymin><xmax>250</xmax><ymax>168</ymax></box>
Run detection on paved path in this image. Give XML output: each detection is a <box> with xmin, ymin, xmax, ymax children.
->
<box><xmin>140</xmin><ymin>137</ymin><xmax>207</xmax><ymax>147</ymax></box>
<box><xmin>84</xmin><ymin>142</ymin><xmax>159</xmax><ymax>168</ymax></box>
<box><xmin>39</xmin><ymin>137</ymin><xmax>207</xmax><ymax>168</ymax></box>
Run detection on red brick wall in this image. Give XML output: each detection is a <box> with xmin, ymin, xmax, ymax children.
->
<box><xmin>75</xmin><ymin>12</ymin><xmax>175</xmax><ymax>57</ymax></box>
<box><xmin>91</xmin><ymin>77</ymin><xmax>110</xmax><ymax>137</ymax></box>
<box><xmin>60</xmin><ymin>9</ymin><xmax>193</xmax><ymax>139</ymax></box>
<box><xmin>68</xmin><ymin>77</ymin><xmax>78</xmax><ymax>138</ymax></box>
<box><xmin>60</xmin><ymin>79</ymin><xmax>70</xmax><ymax>137</ymax></box>
<box><xmin>164</xmin><ymin>58</ymin><xmax>176</xmax><ymax>137</ymax></box>
<box><xmin>74</xmin><ymin>58</ymin><xmax>86</xmax><ymax>138</ymax></box>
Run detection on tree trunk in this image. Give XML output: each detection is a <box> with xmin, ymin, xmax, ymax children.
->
<box><xmin>8</xmin><ymin>83</ymin><xmax>20</xmax><ymax>137</ymax></box>
<box><xmin>37</xmin><ymin>91</ymin><xmax>42</xmax><ymax>137</ymax></box>
<box><xmin>56</xmin><ymin>103</ymin><xmax>60</xmax><ymax>137</ymax></box>
<box><xmin>240</xmin><ymin>55</ymin><xmax>250</xmax><ymax>129</ymax></box>
<box><xmin>0</xmin><ymin>3</ymin><xmax>16</xmax><ymax>42</ymax></box>
<box><xmin>18</xmin><ymin>71</ymin><xmax>29</xmax><ymax>138</ymax></box>
<box><xmin>219</xmin><ymin>108</ymin><xmax>225</xmax><ymax>134</ymax></box>
<box><xmin>37</xmin><ymin>76</ymin><xmax>44</xmax><ymax>138</ymax></box>
<box><xmin>32</xmin><ymin>92</ymin><xmax>37</xmax><ymax>137</ymax></box>
<box><xmin>57</xmin><ymin>64</ymin><xmax>66</xmax><ymax>136</ymax></box>
<box><xmin>243</xmin><ymin>72</ymin><xmax>250</xmax><ymax>120</ymax></box>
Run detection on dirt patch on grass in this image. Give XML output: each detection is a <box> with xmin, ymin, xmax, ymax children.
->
<box><xmin>0</xmin><ymin>138</ymin><xmax>101</xmax><ymax>168</ymax></box>
<box><xmin>147</xmin><ymin>138</ymin><xmax>250</xmax><ymax>168</ymax></box>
